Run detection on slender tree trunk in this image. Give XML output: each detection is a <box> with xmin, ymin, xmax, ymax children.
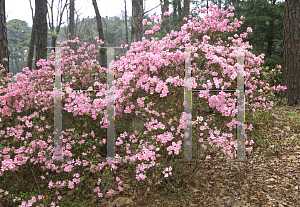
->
<box><xmin>22</xmin><ymin>55</ymin><xmax>25</xmax><ymax>69</ymax></box>
<box><xmin>92</xmin><ymin>0</ymin><xmax>106</xmax><ymax>68</ymax></box>
<box><xmin>35</xmin><ymin>0</ymin><xmax>48</xmax><ymax>69</ymax></box>
<box><xmin>103</xmin><ymin>18</ymin><xmax>107</xmax><ymax>47</ymax></box>
<box><xmin>178</xmin><ymin>0</ymin><xmax>182</xmax><ymax>18</ymax></box>
<box><xmin>27</xmin><ymin>14</ymin><xmax>36</xmax><ymax>71</ymax></box>
<box><xmin>49</xmin><ymin>0</ymin><xmax>55</xmax><ymax>49</ymax></box>
<box><xmin>175</xmin><ymin>0</ymin><xmax>183</xmax><ymax>31</ymax></box>
<box><xmin>183</xmin><ymin>0</ymin><xmax>190</xmax><ymax>19</ymax></box>
<box><xmin>29</xmin><ymin>0</ymin><xmax>34</xmax><ymax>22</ymax></box>
<box><xmin>279</xmin><ymin>0</ymin><xmax>300</xmax><ymax>106</ymax></box>
<box><xmin>0</xmin><ymin>0</ymin><xmax>9</xmax><ymax>77</ymax></box>
<box><xmin>172</xmin><ymin>0</ymin><xmax>178</xmax><ymax>25</ymax></box>
<box><xmin>68</xmin><ymin>0</ymin><xmax>75</xmax><ymax>50</ymax></box>
<box><xmin>131</xmin><ymin>0</ymin><xmax>143</xmax><ymax>43</ymax></box>
<box><xmin>52</xmin><ymin>36</ymin><xmax>57</xmax><ymax>49</ymax></box>
<box><xmin>207</xmin><ymin>0</ymin><xmax>208</xmax><ymax>14</ymax></box>
<box><xmin>124</xmin><ymin>0</ymin><xmax>129</xmax><ymax>45</ymax></box>
<box><xmin>15</xmin><ymin>59</ymin><xmax>19</xmax><ymax>73</ymax></box>
<box><xmin>172</xmin><ymin>0</ymin><xmax>181</xmax><ymax>31</ymax></box>
<box><xmin>70</xmin><ymin>0</ymin><xmax>75</xmax><ymax>40</ymax></box>
<box><xmin>160</xmin><ymin>0</ymin><xmax>170</xmax><ymax>40</ymax></box>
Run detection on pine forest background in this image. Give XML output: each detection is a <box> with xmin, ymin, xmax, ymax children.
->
<box><xmin>7</xmin><ymin>0</ymin><xmax>284</xmax><ymax>91</ymax></box>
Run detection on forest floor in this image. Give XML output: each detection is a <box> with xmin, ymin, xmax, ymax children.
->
<box><xmin>94</xmin><ymin>103</ymin><xmax>300</xmax><ymax>207</ymax></box>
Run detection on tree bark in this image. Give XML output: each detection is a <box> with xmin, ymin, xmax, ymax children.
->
<box><xmin>178</xmin><ymin>0</ymin><xmax>182</xmax><ymax>18</ymax></box>
<box><xmin>35</xmin><ymin>0</ymin><xmax>48</xmax><ymax>70</ymax></box>
<box><xmin>0</xmin><ymin>0</ymin><xmax>9</xmax><ymax>76</ymax></box>
<box><xmin>218</xmin><ymin>0</ymin><xmax>222</xmax><ymax>10</ymax></box>
<box><xmin>207</xmin><ymin>0</ymin><xmax>208</xmax><ymax>14</ymax></box>
<box><xmin>172</xmin><ymin>0</ymin><xmax>183</xmax><ymax>31</ymax></box>
<box><xmin>27</xmin><ymin>14</ymin><xmax>36</xmax><ymax>71</ymax></box>
<box><xmin>160</xmin><ymin>0</ymin><xmax>170</xmax><ymax>39</ymax></box>
<box><xmin>124</xmin><ymin>0</ymin><xmax>128</xmax><ymax>45</ymax></box>
<box><xmin>131</xmin><ymin>0</ymin><xmax>143</xmax><ymax>44</ymax></box>
<box><xmin>172</xmin><ymin>0</ymin><xmax>178</xmax><ymax>20</ymax></box>
<box><xmin>183</xmin><ymin>0</ymin><xmax>190</xmax><ymax>19</ymax></box>
<box><xmin>69</xmin><ymin>0</ymin><xmax>75</xmax><ymax>41</ymax></box>
<box><xmin>29</xmin><ymin>0</ymin><xmax>34</xmax><ymax>23</ymax></box>
<box><xmin>92</xmin><ymin>0</ymin><xmax>106</xmax><ymax>69</ymax></box>
<box><xmin>279</xmin><ymin>0</ymin><xmax>300</xmax><ymax>106</ymax></box>
<box><xmin>103</xmin><ymin>17</ymin><xmax>107</xmax><ymax>47</ymax></box>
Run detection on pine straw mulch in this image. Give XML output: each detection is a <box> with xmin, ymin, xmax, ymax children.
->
<box><xmin>94</xmin><ymin>103</ymin><xmax>300</xmax><ymax>207</ymax></box>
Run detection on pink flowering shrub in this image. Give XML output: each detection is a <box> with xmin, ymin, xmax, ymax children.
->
<box><xmin>0</xmin><ymin>4</ymin><xmax>288</xmax><ymax>206</ymax></box>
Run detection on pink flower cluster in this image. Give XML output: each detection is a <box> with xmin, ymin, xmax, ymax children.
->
<box><xmin>0</xmin><ymin>3</ymin><xmax>289</xmax><ymax>206</ymax></box>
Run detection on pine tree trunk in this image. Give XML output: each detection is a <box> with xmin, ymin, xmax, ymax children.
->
<box><xmin>35</xmin><ymin>0</ymin><xmax>48</xmax><ymax>69</ymax></box>
<box><xmin>131</xmin><ymin>0</ymin><xmax>143</xmax><ymax>44</ymax></box>
<box><xmin>279</xmin><ymin>0</ymin><xmax>300</xmax><ymax>106</ymax></box>
<box><xmin>27</xmin><ymin>14</ymin><xmax>36</xmax><ymax>71</ymax></box>
<box><xmin>0</xmin><ymin>0</ymin><xmax>10</xmax><ymax>76</ymax></box>
<box><xmin>69</xmin><ymin>0</ymin><xmax>75</xmax><ymax>40</ymax></box>
<box><xmin>92</xmin><ymin>0</ymin><xmax>106</xmax><ymax>69</ymax></box>
<box><xmin>183</xmin><ymin>0</ymin><xmax>190</xmax><ymax>19</ymax></box>
<box><xmin>68</xmin><ymin>0</ymin><xmax>75</xmax><ymax>51</ymax></box>
<box><xmin>124</xmin><ymin>0</ymin><xmax>129</xmax><ymax>45</ymax></box>
<box><xmin>160</xmin><ymin>0</ymin><xmax>170</xmax><ymax>40</ymax></box>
